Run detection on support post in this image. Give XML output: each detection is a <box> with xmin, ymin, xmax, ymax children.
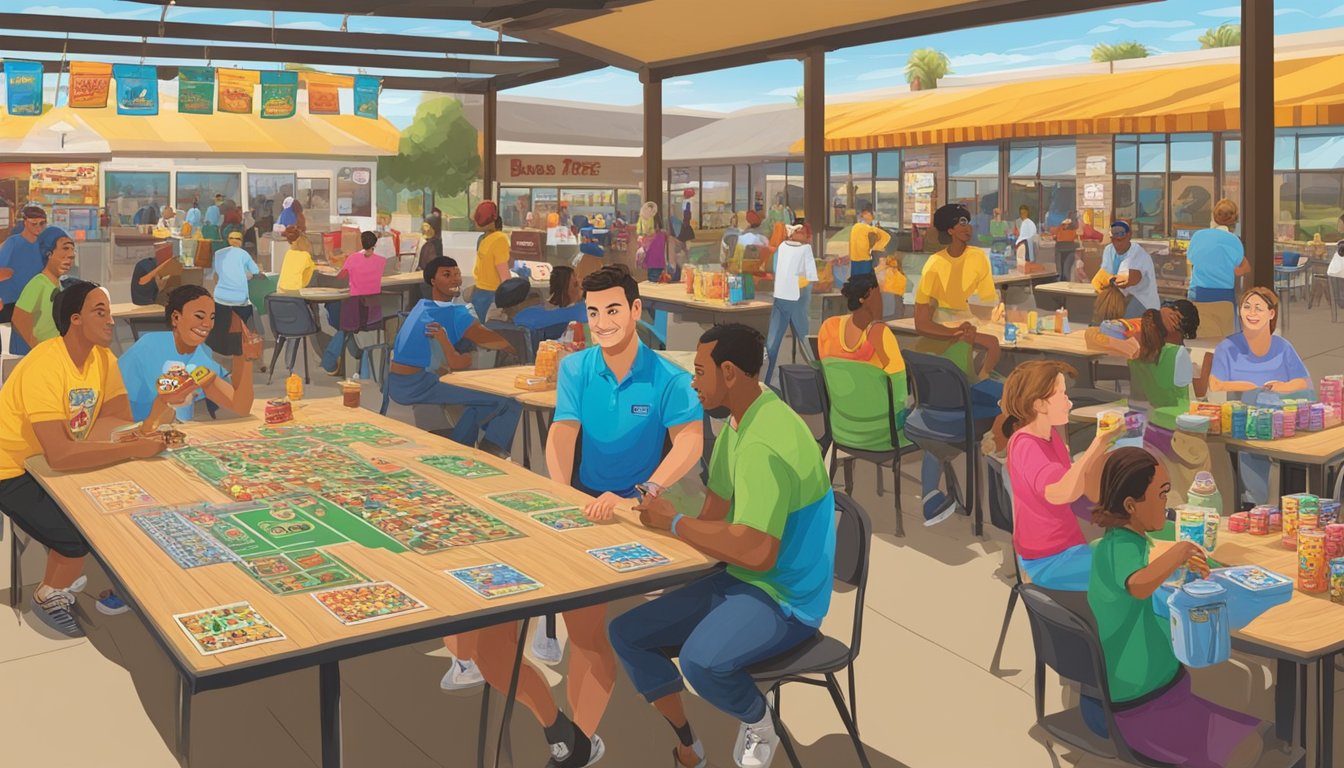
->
<box><xmin>482</xmin><ymin>82</ymin><xmax>498</xmax><ymax>203</ymax></box>
<box><xmin>1241</xmin><ymin>0</ymin><xmax>1273</xmax><ymax>289</ymax></box>
<box><xmin>803</xmin><ymin>49</ymin><xmax>826</xmax><ymax>255</ymax></box>
<box><xmin>642</xmin><ymin>71</ymin><xmax>663</xmax><ymax>222</ymax></box>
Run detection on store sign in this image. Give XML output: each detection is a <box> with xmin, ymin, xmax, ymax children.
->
<box><xmin>508</xmin><ymin>158</ymin><xmax>604</xmax><ymax>179</ymax></box>
<box><xmin>69</xmin><ymin>62</ymin><xmax>112</xmax><ymax>109</ymax></box>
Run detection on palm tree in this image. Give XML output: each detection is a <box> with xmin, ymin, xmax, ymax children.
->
<box><xmin>1199</xmin><ymin>23</ymin><xmax>1241</xmax><ymax>49</ymax></box>
<box><xmin>1091</xmin><ymin>41</ymin><xmax>1150</xmax><ymax>62</ymax></box>
<box><xmin>794</xmin><ymin>87</ymin><xmax>804</xmax><ymax>107</ymax></box>
<box><xmin>905</xmin><ymin>48</ymin><xmax>951</xmax><ymax>91</ymax></box>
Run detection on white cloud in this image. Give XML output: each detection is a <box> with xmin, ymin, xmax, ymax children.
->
<box><xmin>855</xmin><ymin>67</ymin><xmax>906</xmax><ymax>82</ymax></box>
<box><xmin>1008</xmin><ymin>39</ymin><xmax>1073</xmax><ymax>53</ymax></box>
<box><xmin>666</xmin><ymin>80</ymin><xmax>695</xmax><ymax>89</ymax></box>
<box><xmin>450</xmin><ymin>29</ymin><xmax>480</xmax><ymax>38</ymax></box>
<box><xmin>676</xmin><ymin>99</ymin><xmax>760</xmax><ymax>112</ymax></box>
<box><xmin>21</xmin><ymin>4</ymin><xmax>154</xmax><ymax>18</ymax></box>
<box><xmin>1088</xmin><ymin>25</ymin><xmax>1118</xmax><ymax>34</ymax></box>
<box><xmin>828</xmin><ymin>57</ymin><xmax>848</xmax><ymax>65</ymax></box>
<box><xmin>949</xmin><ymin>44</ymin><xmax>1092</xmax><ymax>70</ymax></box>
<box><xmin>1200</xmin><ymin>5</ymin><xmax>1241</xmax><ymax>18</ymax></box>
<box><xmin>1166</xmin><ymin>28</ymin><xmax>1209</xmax><ymax>42</ymax></box>
<box><xmin>1324</xmin><ymin>4</ymin><xmax>1344</xmax><ymax>17</ymax></box>
<box><xmin>225</xmin><ymin>20</ymin><xmax>266</xmax><ymax>27</ymax></box>
<box><xmin>1276</xmin><ymin>8</ymin><xmax>1310</xmax><ymax>16</ymax></box>
<box><xmin>1105</xmin><ymin>17</ymin><xmax>1195</xmax><ymax>29</ymax></box>
<box><xmin>280</xmin><ymin>21</ymin><xmax>335</xmax><ymax>30</ymax></box>
<box><xmin>765</xmin><ymin>85</ymin><xmax>800</xmax><ymax>96</ymax></box>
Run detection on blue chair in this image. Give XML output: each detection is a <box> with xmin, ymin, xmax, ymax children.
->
<box><xmin>265</xmin><ymin>295</ymin><xmax>319</xmax><ymax>385</ymax></box>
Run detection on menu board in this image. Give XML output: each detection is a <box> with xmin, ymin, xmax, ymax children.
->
<box><xmin>30</xmin><ymin>163</ymin><xmax>100</xmax><ymax>205</ymax></box>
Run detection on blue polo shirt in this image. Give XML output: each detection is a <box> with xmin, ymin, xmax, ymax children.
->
<box><xmin>393</xmin><ymin>299</ymin><xmax>476</xmax><ymax>370</ymax></box>
<box><xmin>118</xmin><ymin>331</ymin><xmax>227</xmax><ymax>422</ymax></box>
<box><xmin>554</xmin><ymin>342</ymin><xmax>702</xmax><ymax>497</ymax></box>
<box><xmin>1187</xmin><ymin>228</ymin><xmax>1244</xmax><ymax>292</ymax></box>
<box><xmin>0</xmin><ymin>234</ymin><xmax>43</xmax><ymax>304</ymax></box>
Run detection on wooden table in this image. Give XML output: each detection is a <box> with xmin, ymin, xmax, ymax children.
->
<box><xmin>637</xmin><ymin>281</ymin><xmax>774</xmax><ymax>334</ymax></box>
<box><xmin>299</xmin><ymin>272</ymin><xmax>424</xmax><ymax>307</ymax></box>
<box><xmin>888</xmin><ymin>317</ymin><xmax>1108</xmax><ymax>386</ymax></box>
<box><xmin>1032</xmin><ymin>281</ymin><xmax>1099</xmax><ymax>323</ymax></box>
<box><xmin>993</xmin><ymin>266</ymin><xmax>1058</xmax><ymax>288</ymax></box>
<box><xmin>26</xmin><ymin>399</ymin><xmax>715</xmax><ymax>768</ymax></box>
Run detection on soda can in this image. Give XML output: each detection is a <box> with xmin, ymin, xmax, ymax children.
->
<box><xmin>1248</xmin><ymin>506</ymin><xmax>1270</xmax><ymax>535</ymax></box>
<box><xmin>1228</xmin><ymin>511</ymin><xmax>1249</xmax><ymax>533</ymax></box>
<box><xmin>1177</xmin><ymin>506</ymin><xmax>1207</xmax><ymax>549</ymax></box>
<box><xmin>1299</xmin><ymin>529</ymin><xmax>1328</xmax><ymax>593</ymax></box>
<box><xmin>1004</xmin><ymin>322</ymin><xmax>1017</xmax><ymax>344</ymax></box>
<box><xmin>1332</xmin><ymin>558</ymin><xmax>1344</xmax><ymax>603</ymax></box>
<box><xmin>1203</xmin><ymin>511</ymin><xmax>1220</xmax><ymax>552</ymax></box>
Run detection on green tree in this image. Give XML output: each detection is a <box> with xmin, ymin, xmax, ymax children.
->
<box><xmin>1199</xmin><ymin>23</ymin><xmax>1241</xmax><ymax>49</ymax></box>
<box><xmin>794</xmin><ymin>87</ymin><xmax>804</xmax><ymax>107</ymax></box>
<box><xmin>380</xmin><ymin>96</ymin><xmax>480</xmax><ymax>203</ymax></box>
<box><xmin>905</xmin><ymin>48</ymin><xmax>951</xmax><ymax>91</ymax></box>
<box><xmin>1091</xmin><ymin>41</ymin><xmax>1150</xmax><ymax>62</ymax></box>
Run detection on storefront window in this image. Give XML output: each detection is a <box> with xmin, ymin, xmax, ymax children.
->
<box><xmin>786</xmin><ymin>161</ymin><xmax>806</xmax><ymax>214</ymax></box>
<box><xmin>247</xmin><ymin>173</ymin><xmax>294</xmax><ymax>231</ymax></box>
<box><xmin>733</xmin><ymin>164</ymin><xmax>750</xmax><ymax>215</ymax></box>
<box><xmin>1136</xmin><ymin>175</ymin><xmax>1166</xmax><ymax>238</ymax></box>
<box><xmin>828</xmin><ymin>152</ymin><xmax>879</xmax><ymax>227</ymax></box>
<box><xmin>335</xmin><ymin>166</ymin><xmax>372</xmax><ymax>218</ymax></box>
<box><xmin>1275</xmin><ymin>133</ymin><xmax>1297</xmax><ymax>171</ymax></box>
<box><xmin>500</xmin><ymin>187</ymin><xmax>532</xmax><ymax>227</ymax></box>
<box><xmin>1297</xmin><ymin>172</ymin><xmax>1344</xmax><ymax>240</ymax></box>
<box><xmin>699</xmin><ymin>166</ymin><xmax>733</xmax><ymax>230</ymax></box>
<box><xmin>1040</xmin><ymin>145</ymin><xmax>1076</xmax><ymax>177</ymax></box>
<box><xmin>875</xmin><ymin>150</ymin><xmax>901</xmax><ymax>225</ymax></box>
<box><xmin>1170</xmin><ymin>134</ymin><xmax>1213</xmax><ymax>173</ymax></box>
<box><xmin>298</xmin><ymin>177</ymin><xmax>333</xmax><ymax>228</ymax></box>
<box><xmin>175</xmin><ymin>172</ymin><xmax>241</xmax><ymax>222</ymax></box>
<box><xmin>616</xmin><ymin>188</ymin><xmax>642</xmax><ymax>225</ymax></box>
<box><xmin>106</xmin><ymin>171</ymin><xmax>169</xmax><ymax>226</ymax></box>
<box><xmin>560</xmin><ymin>188</ymin><xmax>616</xmax><ymax>224</ymax></box>
<box><xmin>1171</xmin><ymin>173</ymin><xmax>1215</xmax><ymax>232</ymax></box>
<box><xmin>948</xmin><ymin>144</ymin><xmax>1000</xmax><ymax>243</ymax></box>
<box><xmin>1298</xmin><ymin>131</ymin><xmax>1344</xmax><ymax>170</ymax></box>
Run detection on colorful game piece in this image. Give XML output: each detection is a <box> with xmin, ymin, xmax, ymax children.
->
<box><xmin>487</xmin><ymin>490</ymin><xmax>569</xmax><ymax>514</ymax></box>
<box><xmin>312</xmin><ymin>581</ymin><xmax>428</xmax><ymax>625</ymax></box>
<box><xmin>418</xmin><ymin>454</ymin><xmax>507</xmax><ymax>479</ymax></box>
<box><xmin>83</xmin><ymin>481</ymin><xmax>157</xmax><ymax>514</ymax></box>
<box><xmin>587</xmin><ymin>542</ymin><xmax>672</xmax><ymax>573</ymax></box>
<box><xmin>446</xmin><ymin>563</ymin><xmax>543</xmax><ymax>600</ymax></box>
<box><xmin>173</xmin><ymin>601</ymin><xmax>285</xmax><ymax>656</ymax></box>
<box><xmin>530</xmin><ymin>508</ymin><xmax>593</xmax><ymax>531</ymax></box>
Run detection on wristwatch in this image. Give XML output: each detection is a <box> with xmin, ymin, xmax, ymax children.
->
<box><xmin>642</xmin><ymin>481</ymin><xmax>666</xmax><ymax>499</ymax></box>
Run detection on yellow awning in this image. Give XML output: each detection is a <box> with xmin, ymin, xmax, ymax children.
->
<box><xmin>795</xmin><ymin>54</ymin><xmax>1344</xmax><ymax>153</ymax></box>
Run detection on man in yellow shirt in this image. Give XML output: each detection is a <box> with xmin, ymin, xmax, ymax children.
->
<box><xmin>0</xmin><ymin>281</ymin><xmax>175</xmax><ymax>636</ymax></box>
<box><xmin>471</xmin><ymin>201</ymin><xmax>513</xmax><ymax>322</ymax></box>
<box><xmin>911</xmin><ymin>203</ymin><xmax>1003</xmax><ymax>527</ymax></box>
<box><xmin>847</xmin><ymin>205</ymin><xmax>891</xmax><ymax>277</ymax></box>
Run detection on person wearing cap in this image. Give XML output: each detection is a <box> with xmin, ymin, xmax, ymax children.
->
<box><xmin>471</xmin><ymin>201</ymin><xmax>512</xmax><ymax>322</ymax></box>
<box><xmin>204</xmin><ymin>193</ymin><xmax>224</xmax><ymax>229</ymax></box>
<box><xmin>0</xmin><ymin>205</ymin><xmax>49</xmax><ymax>347</ymax></box>
<box><xmin>764</xmin><ymin>222</ymin><xmax>819</xmax><ymax>386</ymax></box>
<box><xmin>1186</xmin><ymin>199</ymin><xmax>1249</xmax><ymax>339</ymax></box>
<box><xmin>1100</xmin><ymin>220</ymin><xmax>1159</xmax><ymax>318</ymax></box>
<box><xmin>11</xmin><ymin>226</ymin><xmax>77</xmax><ymax>355</ymax></box>
<box><xmin>321</xmin><ymin>231</ymin><xmax>388</xmax><ymax>377</ymax></box>
<box><xmin>912</xmin><ymin>202</ymin><xmax>1003</xmax><ymax>527</ymax></box>
<box><xmin>847</xmin><ymin>204</ymin><xmax>891</xmax><ymax>277</ymax></box>
<box><xmin>205</xmin><ymin>230</ymin><xmax>261</xmax><ymax>357</ymax></box>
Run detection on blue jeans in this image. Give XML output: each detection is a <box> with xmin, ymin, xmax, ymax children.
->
<box><xmin>1239</xmin><ymin>454</ymin><xmax>1270</xmax><ymax>506</ymax></box>
<box><xmin>1019</xmin><ymin>544</ymin><xmax>1093</xmax><ymax>591</ymax></box>
<box><xmin>321</xmin><ymin>333</ymin><xmax>374</xmax><ymax>378</ymax></box>
<box><xmin>646</xmin><ymin>267</ymin><xmax>665</xmax><ymax>283</ymax></box>
<box><xmin>387</xmin><ymin>370</ymin><xmax>522</xmax><ymax>450</ymax></box>
<box><xmin>764</xmin><ymin>285</ymin><xmax>812</xmax><ymax>386</ymax></box>
<box><xmin>471</xmin><ymin>288</ymin><xmax>496</xmax><ymax>323</ymax></box>
<box><xmin>921</xmin><ymin>378</ymin><xmax>1003</xmax><ymax>506</ymax></box>
<box><xmin>609</xmin><ymin>570</ymin><xmax>818</xmax><ymax>723</ymax></box>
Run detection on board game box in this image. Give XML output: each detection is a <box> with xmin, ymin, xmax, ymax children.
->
<box><xmin>83</xmin><ymin>480</ymin><xmax>157</xmax><ymax>513</ymax></box>
<box><xmin>311</xmin><ymin>581</ymin><xmax>428</xmax><ymax>625</ymax></box>
<box><xmin>587</xmin><ymin>543</ymin><xmax>672</xmax><ymax>573</ymax></box>
<box><xmin>446</xmin><ymin>562</ymin><xmax>543</xmax><ymax>600</ymax></box>
<box><xmin>173</xmin><ymin>601</ymin><xmax>285</xmax><ymax>656</ymax></box>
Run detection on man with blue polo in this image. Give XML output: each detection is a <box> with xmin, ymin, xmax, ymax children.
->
<box><xmin>0</xmin><ymin>205</ymin><xmax>49</xmax><ymax>352</ymax></box>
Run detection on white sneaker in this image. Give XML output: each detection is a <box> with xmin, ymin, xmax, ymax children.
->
<box><xmin>734</xmin><ymin>718</ymin><xmax>780</xmax><ymax>768</ymax></box>
<box><xmin>531</xmin><ymin>620</ymin><xmax>563</xmax><ymax>665</ymax></box>
<box><xmin>68</xmin><ymin>576</ymin><xmax>88</xmax><ymax>594</ymax></box>
<box><xmin>439</xmin><ymin>658</ymin><xmax>485</xmax><ymax>690</ymax></box>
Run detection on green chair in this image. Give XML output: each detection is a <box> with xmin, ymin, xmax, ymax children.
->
<box><xmin>820</xmin><ymin>358</ymin><xmax>914</xmax><ymax>536</ymax></box>
<box><xmin>247</xmin><ymin>274</ymin><xmax>279</xmax><ymax>372</ymax></box>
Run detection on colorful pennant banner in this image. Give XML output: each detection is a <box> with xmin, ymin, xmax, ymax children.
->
<box><xmin>307</xmin><ymin>81</ymin><xmax>340</xmax><ymax>115</ymax></box>
<box><xmin>112</xmin><ymin>64</ymin><xmax>158</xmax><ymax>115</ymax></box>
<box><xmin>68</xmin><ymin>61</ymin><xmax>112</xmax><ymax>109</ymax></box>
<box><xmin>218</xmin><ymin>69</ymin><xmax>259</xmax><ymax>114</ymax></box>
<box><xmin>178</xmin><ymin>66</ymin><xmax>215</xmax><ymax>115</ymax></box>
<box><xmin>4</xmin><ymin>60</ymin><xmax>44</xmax><ymax>116</ymax></box>
<box><xmin>260</xmin><ymin>71</ymin><xmax>298</xmax><ymax>119</ymax></box>
<box><xmin>353</xmin><ymin>75</ymin><xmax>381</xmax><ymax>119</ymax></box>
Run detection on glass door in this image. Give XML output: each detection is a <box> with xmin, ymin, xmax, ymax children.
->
<box><xmin>298</xmin><ymin>176</ymin><xmax>332</xmax><ymax>230</ymax></box>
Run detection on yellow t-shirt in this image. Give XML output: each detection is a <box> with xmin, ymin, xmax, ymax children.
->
<box><xmin>914</xmin><ymin>245</ymin><xmax>997</xmax><ymax>313</ymax></box>
<box><xmin>277</xmin><ymin>248</ymin><xmax>316</xmax><ymax>293</ymax></box>
<box><xmin>473</xmin><ymin>230</ymin><xmax>511</xmax><ymax>291</ymax></box>
<box><xmin>848</xmin><ymin>222</ymin><xmax>891</xmax><ymax>263</ymax></box>
<box><xmin>0</xmin><ymin>338</ymin><xmax>126</xmax><ymax>480</ymax></box>
<box><xmin>817</xmin><ymin>315</ymin><xmax>906</xmax><ymax>375</ymax></box>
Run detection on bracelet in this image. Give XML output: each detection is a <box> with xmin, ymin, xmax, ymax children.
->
<box><xmin>670</xmin><ymin>513</ymin><xmax>685</xmax><ymax>537</ymax></box>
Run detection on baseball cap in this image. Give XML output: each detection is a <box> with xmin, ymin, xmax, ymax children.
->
<box><xmin>473</xmin><ymin>201</ymin><xmax>499</xmax><ymax>228</ymax></box>
<box><xmin>1110</xmin><ymin>220</ymin><xmax>1131</xmax><ymax>236</ymax></box>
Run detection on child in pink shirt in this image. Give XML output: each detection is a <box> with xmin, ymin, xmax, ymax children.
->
<box><xmin>322</xmin><ymin>231</ymin><xmax>389</xmax><ymax>376</ymax></box>
<box><xmin>1004</xmin><ymin>360</ymin><xmax>1118</xmax><ymax>590</ymax></box>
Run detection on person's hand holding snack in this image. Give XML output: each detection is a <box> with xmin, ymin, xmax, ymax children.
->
<box><xmin>635</xmin><ymin>495</ymin><xmax>677</xmax><ymax>532</ymax></box>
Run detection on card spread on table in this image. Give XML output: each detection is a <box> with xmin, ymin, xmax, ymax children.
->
<box><xmin>83</xmin><ymin>481</ymin><xmax>157</xmax><ymax>513</ymax></box>
<box><xmin>529</xmin><ymin>508</ymin><xmax>593</xmax><ymax>531</ymax></box>
<box><xmin>418</xmin><ymin>454</ymin><xmax>506</xmax><ymax>479</ymax></box>
<box><xmin>486</xmin><ymin>490</ymin><xmax>569</xmax><ymax>514</ymax></box>
<box><xmin>173</xmin><ymin>601</ymin><xmax>285</xmax><ymax>656</ymax></box>
<box><xmin>311</xmin><ymin>581</ymin><xmax>428</xmax><ymax>626</ymax></box>
<box><xmin>587</xmin><ymin>542</ymin><xmax>672</xmax><ymax>573</ymax></box>
<box><xmin>446</xmin><ymin>562</ymin><xmax>543</xmax><ymax>600</ymax></box>
<box><xmin>132</xmin><ymin>509</ymin><xmax>237</xmax><ymax>569</ymax></box>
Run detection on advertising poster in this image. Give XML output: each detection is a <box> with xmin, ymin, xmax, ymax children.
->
<box><xmin>30</xmin><ymin>163</ymin><xmax>100</xmax><ymax>205</ymax></box>
<box><xmin>308</xmin><ymin>80</ymin><xmax>340</xmax><ymax>115</ymax></box>
<box><xmin>4</xmin><ymin>60</ymin><xmax>44</xmax><ymax>116</ymax></box>
<box><xmin>218</xmin><ymin>69</ymin><xmax>258</xmax><ymax>114</ymax></box>
<box><xmin>353</xmin><ymin>75</ymin><xmax>381</xmax><ymax>119</ymax></box>
<box><xmin>112</xmin><ymin>64</ymin><xmax>158</xmax><ymax>115</ymax></box>
<box><xmin>260</xmin><ymin>71</ymin><xmax>298</xmax><ymax>119</ymax></box>
<box><xmin>68</xmin><ymin>62</ymin><xmax>111</xmax><ymax>109</ymax></box>
<box><xmin>178</xmin><ymin>67</ymin><xmax>215</xmax><ymax>115</ymax></box>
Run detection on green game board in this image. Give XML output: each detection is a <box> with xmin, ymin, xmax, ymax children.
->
<box><xmin>260</xmin><ymin>422</ymin><xmax>411</xmax><ymax>448</ymax></box>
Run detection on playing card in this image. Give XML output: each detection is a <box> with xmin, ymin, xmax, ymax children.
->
<box><xmin>173</xmin><ymin>601</ymin><xmax>285</xmax><ymax>656</ymax></box>
<box><xmin>529</xmin><ymin>508</ymin><xmax>593</xmax><ymax>531</ymax></box>
<box><xmin>418</xmin><ymin>454</ymin><xmax>506</xmax><ymax>479</ymax></box>
<box><xmin>446</xmin><ymin>563</ymin><xmax>543</xmax><ymax>600</ymax></box>
<box><xmin>83</xmin><ymin>481</ymin><xmax>157</xmax><ymax>513</ymax></box>
<box><xmin>587</xmin><ymin>542</ymin><xmax>672</xmax><ymax>573</ymax></box>
<box><xmin>486</xmin><ymin>490</ymin><xmax>568</xmax><ymax>514</ymax></box>
<box><xmin>311</xmin><ymin>581</ymin><xmax>428</xmax><ymax>626</ymax></box>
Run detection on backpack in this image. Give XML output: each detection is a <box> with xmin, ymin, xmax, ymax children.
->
<box><xmin>130</xmin><ymin>257</ymin><xmax>160</xmax><ymax>305</ymax></box>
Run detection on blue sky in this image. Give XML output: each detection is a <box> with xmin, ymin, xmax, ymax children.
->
<box><xmin>9</xmin><ymin>0</ymin><xmax>1344</xmax><ymax>127</ymax></box>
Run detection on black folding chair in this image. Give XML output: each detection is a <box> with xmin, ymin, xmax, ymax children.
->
<box><xmin>265</xmin><ymin>295</ymin><xmax>320</xmax><ymax>384</ymax></box>
<box><xmin>903</xmin><ymin>351</ymin><xmax>988</xmax><ymax>536</ymax></box>
<box><xmin>986</xmin><ymin>455</ymin><xmax>1022</xmax><ymax>674</ymax></box>
<box><xmin>777</xmin><ymin>363</ymin><xmax>832</xmax><ymax>459</ymax></box>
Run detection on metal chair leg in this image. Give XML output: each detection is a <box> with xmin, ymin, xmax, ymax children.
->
<box><xmin>848</xmin><ymin>667</ymin><xmax>859</xmax><ymax>735</ymax></box>
<box><xmin>266</xmin><ymin>337</ymin><xmax>285</xmax><ymax>385</ymax></box>
<box><xmin>301</xmin><ymin>338</ymin><xmax>311</xmax><ymax>384</ymax></box>
<box><xmin>9</xmin><ymin>524</ymin><xmax>21</xmax><ymax>609</ymax></box>
<box><xmin>769</xmin><ymin>700</ymin><xmax>803</xmax><ymax>768</ymax></box>
<box><xmin>825</xmin><ymin>673</ymin><xmax>872</xmax><ymax>768</ymax></box>
<box><xmin>829</xmin><ymin>452</ymin><xmax>839</xmax><ymax>484</ymax></box>
<box><xmin>990</xmin><ymin>587</ymin><xmax>1019</xmax><ymax>674</ymax></box>
<box><xmin>842</xmin><ymin>458</ymin><xmax>855</xmax><ymax>497</ymax></box>
<box><xmin>892</xmin><ymin>461</ymin><xmax>905</xmax><ymax>538</ymax></box>
<box><xmin>476</xmin><ymin>684</ymin><xmax>492</xmax><ymax>768</ymax></box>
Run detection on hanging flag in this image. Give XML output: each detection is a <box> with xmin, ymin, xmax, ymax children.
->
<box><xmin>218</xmin><ymin>69</ymin><xmax>259</xmax><ymax>114</ymax></box>
<box><xmin>303</xmin><ymin>72</ymin><xmax>345</xmax><ymax>115</ymax></box>
<box><xmin>68</xmin><ymin>61</ymin><xmax>112</xmax><ymax>109</ymax></box>
<box><xmin>353</xmin><ymin>75</ymin><xmax>381</xmax><ymax>119</ymax></box>
<box><xmin>112</xmin><ymin>64</ymin><xmax>158</xmax><ymax>115</ymax></box>
<box><xmin>4</xmin><ymin>60</ymin><xmax>44</xmax><ymax>116</ymax></box>
<box><xmin>178</xmin><ymin>66</ymin><xmax>215</xmax><ymax>115</ymax></box>
<box><xmin>260</xmin><ymin>71</ymin><xmax>298</xmax><ymax>119</ymax></box>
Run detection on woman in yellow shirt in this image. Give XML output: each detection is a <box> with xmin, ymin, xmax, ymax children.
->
<box><xmin>276</xmin><ymin>226</ymin><xmax>316</xmax><ymax>293</ymax></box>
<box><xmin>471</xmin><ymin>201</ymin><xmax>513</xmax><ymax>321</ymax></box>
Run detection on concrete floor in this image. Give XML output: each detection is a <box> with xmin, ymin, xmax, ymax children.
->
<box><xmin>1</xmin><ymin>287</ymin><xmax>1342</xmax><ymax>768</ymax></box>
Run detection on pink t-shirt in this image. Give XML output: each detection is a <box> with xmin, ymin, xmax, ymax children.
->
<box><xmin>339</xmin><ymin>250</ymin><xmax>387</xmax><ymax>297</ymax></box>
<box><xmin>1007</xmin><ymin>428</ymin><xmax>1087</xmax><ymax>560</ymax></box>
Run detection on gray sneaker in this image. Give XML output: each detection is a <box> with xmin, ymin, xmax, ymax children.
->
<box><xmin>30</xmin><ymin>590</ymin><xmax>83</xmax><ymax>638</ymax></box>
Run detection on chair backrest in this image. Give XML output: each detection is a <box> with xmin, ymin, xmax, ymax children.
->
<box><xmin>1331</xmin><ymin>275</ymin><xmax>1344</xmax><ymax>308</ymax></box>
<box><xmin>484</xmin><ymin>321</ymin><xmax>535</xmax><ymax>366</ymax></box>
<box><xmin>248</xmin><ymin>273</ymin><xmax>279</xmax><ymax>317</ymax></box>
<box><xmin>833</xmin><ymin>491</ymin><xmax>872</xmax><ymax>661</ymax></box>
<box><xmin>903</xmin><ymin>350</ymin><xmax>974</xmax><ymax>413</ymax></box>
<box><xmin>266</xmin><ymin>294</ymin><xmax>319</xmax><ymax>337</ymax></box>
<box><xmin>985</xmin><ymin>454</ymin><xmax>1014</xmax><ymax>536</ymax></box>
<box><xmin>777</xmin><ymin>363</ymin><xmax>832</xmax><ymax>456</ymax></box>
<box><xmin>819</xmin><ymin>358</ymin><xmax>904</xmax><ymax>453</ymax></box>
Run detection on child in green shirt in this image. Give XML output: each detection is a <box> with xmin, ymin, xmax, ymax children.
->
<box><xmin>11</xmin><ymin>226</ymin><xmax>76</xmax><ymax>355</ymax></box>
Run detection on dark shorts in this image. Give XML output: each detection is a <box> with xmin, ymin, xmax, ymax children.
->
<box><xmin>0</xmin><ymin>472</ymin><xmax>90</xmax><ymax>558</ymax></box>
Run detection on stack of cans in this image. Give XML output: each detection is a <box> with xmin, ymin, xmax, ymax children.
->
<box><xmin>1331</xmin><ymin>558</ymin><xmax>1344</xmax><ymax>604</ymax></box>
<box><xmin>1228</xmin><ymin>511</ymin><xmax>1249</xmax><ymax>533</ymax></box>
<box><xmin>1326</xmin><ymin>524</ymin><xmax>1344</xmax><ymax>562</ymax></box>
<box><xmin>1248</xmin><ymin>506</ymin><xmax>1272</xmax><ymax>535</ymax></box>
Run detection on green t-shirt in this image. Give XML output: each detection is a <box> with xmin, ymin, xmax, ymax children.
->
<box><xmin>1087</xmin><ymin>527</ymin><xmax>1180</xmax><ymax>703</ymax></box>
<box><xmin>708</xmin><ymin>390</ymin><xmax>836</xmax><ymax>626</ymax></box>
<box><xmin>1127</xmin><ymin>343</ymin><xmax>1191</xmax><ymax>431</ymax></box>
<box><xmin>15</xmin><ymin>274</ymin><xmax>60</xmax><ymax>345</ymax></box>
